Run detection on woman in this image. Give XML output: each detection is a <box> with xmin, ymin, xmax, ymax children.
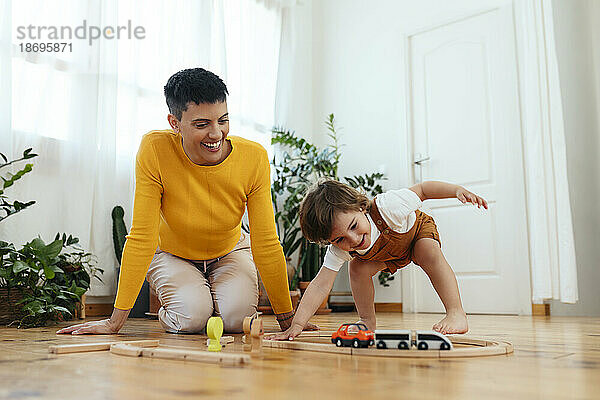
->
<box><xmin>58</xmin><ymin>68</ymin><xmax>308</xmax><ymax>334</ymax></box>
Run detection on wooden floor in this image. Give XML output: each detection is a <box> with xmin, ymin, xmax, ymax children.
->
<box><xmin>1</xmin><ymin>312</ymin><xmax>599</xmax><ymax>400</ymax></box>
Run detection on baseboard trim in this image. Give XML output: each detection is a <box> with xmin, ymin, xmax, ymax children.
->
<box><xmin>85</xmin><ymin>303</ymin><xmax>113</xmax><ymax>317</ymax></box>
<box><xmin>84</xmin><ymin>302</ymin><xmax>547</xmax><ymax>317</ymax></box>
<box><xmin>374</xmin><ymin>303</ymin><xmax>403</xmax><ymax>313</ymax></box>
<box><xmin>531</xmin><ymin>303</ymin><xmax>550</xmax><ymax>316</ymax></box>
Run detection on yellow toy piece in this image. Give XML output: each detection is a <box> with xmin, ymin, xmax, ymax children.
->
<box><xmin>206</xmin><ymin>316</ymin><xmax>224</xmax><ymax>352</ymax></box>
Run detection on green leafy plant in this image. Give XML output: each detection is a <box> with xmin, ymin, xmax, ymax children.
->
<box><xmin>0</xmin><ymin>233</ymin><xmax>103</xmax><ymax>327</ymax></box>
<box><xmin>0</xmin><ymin>148</ymin><xmax>38</xmax><ymax>222</ymax></box>
<box><xmin>271</xmin><ymin>114</ymin><xmax>386</xmax><ymax>290</ymax></box>
<box><xmin>378</xmin><ymin>270</ymin><xmax>394</xmax><ymax>287</ymax></box>
<box><xmin>0</xmin><ymin>149</ymin><xmax>102</xmax><ymax>327</ymax></box>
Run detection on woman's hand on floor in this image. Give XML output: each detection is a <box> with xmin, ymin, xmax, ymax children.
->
<box><xmin>56</xmin><ymin>318</ymin><xmax>120</xmax><ymax>335</ymax></box>
<box><xmin>56</xmin><ymin>308</ymin><xmax>129</xmax><ymax>335</ymax></box>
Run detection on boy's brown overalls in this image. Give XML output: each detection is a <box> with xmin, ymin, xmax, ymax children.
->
<box><xmin>349</xmin><ymin>200</ymin><xmax>441</xmax><ymax>273</ymax></box>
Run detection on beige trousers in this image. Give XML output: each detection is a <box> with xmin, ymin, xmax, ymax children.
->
<box><xmin>146</xmin><ymin>232</ymin><xmax>258</xmax><ymax>333</ymax></box>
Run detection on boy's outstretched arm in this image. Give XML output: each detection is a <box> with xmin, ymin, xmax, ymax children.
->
<box><xmin>410</xmin><ymin>181</ymin><xmax>488</xmax><ymax>209</ymax></box>
<box><xmin>267</xmin><ymin>267</ymin><xmax>338</xmax><ymax>340</ymax></box>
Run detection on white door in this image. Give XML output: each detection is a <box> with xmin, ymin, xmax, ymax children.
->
<box><xmin>402</xmin><ymin>6</ymin><xmax>531</xmax><ymax>314</ymax></box>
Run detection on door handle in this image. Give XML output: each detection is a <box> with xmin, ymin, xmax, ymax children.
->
<box><xmin>413</xmin><ymin>156</ymin><xmax>430</xmax><ymax>165</ymax></box>
<box><xmin>413</xmin><ymin>154</ymin><xmax>430</xmax><ymax>183</ymax></box>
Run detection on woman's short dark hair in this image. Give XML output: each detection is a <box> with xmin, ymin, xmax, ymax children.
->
<box><xmin>164</xmin><ymin>68</ymin><xmax>228</xmax><ymax>120</ymax></box>
<box><xmin>299</xmin><ymin>179</ymin><xmax>370</xmax><ymax>245</ymax></box>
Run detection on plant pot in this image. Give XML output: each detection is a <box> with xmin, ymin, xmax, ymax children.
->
<box><xmin>298</xmin><ymin>281</ymin><xmax>310</xmax><ymax>295</ymax></box>
<box><xmin>290</xmin><ymin>289</ymin><xmax>301</xmax><ymax>311</ymax></box>
<box><xmin>297</xmin><ymin>282</ymin><xmax>331</xmax><ymax>314</ymax></box>
<box><xmin>285</xmin><ymin>256</ymin><xmax>295</xmax><ymax>287</ymax></box>
<box><xmin>258</xmin><ymin>281</ymin><xmax>270</xmax><ymax>307</ymax></box>
<box><xmin>257</xmin><ymin>305</ymin><xmax>274</xmax><ymax>314</ymax></box>
<box><xmin>315</xmin><ymin>294</ymin><xmax>331</xmax><ymax>315</ymax></box>
<box><xmin>60</xmin><ymin>263</ymin><xmax>82</xmax><ymax>273</ymax></box>
<box><xmin>256</xmin><ymin>257</ymin><xmax>296</xmax><ymax>310</ymax></box>
<box><xmin>74</xmin><ymin>294</ymin><xmax>86</xmax><ymax>319</ymax></box>
<box><xmin>0</xmin><ymin>287</ymin><xmax>26</xmax><ymax>325</ymax></box>
<box><xmin>149</xmin><ymin>286</ymin><xmax>160</xmax><ymax>314</ymax></box>
<box><xmin>257</xmin><ymin>282</ymin><xmax>274</xmax><ymax>314</ymax></box>
<box><xmin>258</xmin><ymin>289</ymin><xmax>301</xmax><ymax>315</ymax></box>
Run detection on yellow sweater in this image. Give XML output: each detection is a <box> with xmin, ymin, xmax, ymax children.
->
<box><xmin>114</xmin><ymin>130</ymin><xmax>292</xmax><ymax>313</ymax></box>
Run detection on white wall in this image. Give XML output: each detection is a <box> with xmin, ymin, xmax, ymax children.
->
<box><xmin>550</xmin><ymin>0</ymin><xmax>600</xmax><ymax>316</ymax></box>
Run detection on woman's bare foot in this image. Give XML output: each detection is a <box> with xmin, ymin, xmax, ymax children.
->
<box><xmin>433</xmin><ymin>310</ymin><xmax>468</xmax><ymax>334</ymax></box>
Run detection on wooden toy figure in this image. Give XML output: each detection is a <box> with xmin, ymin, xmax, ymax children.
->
<box><xmin>207</xmin><ymin>317</ymin><xmax>224</xmax><ymax>352</ymax></box>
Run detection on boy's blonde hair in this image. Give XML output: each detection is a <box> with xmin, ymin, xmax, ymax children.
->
<box><xmin>299</xmin><ymin>179</ymin><xmax>370</xmax><ymax>245</ymax></box>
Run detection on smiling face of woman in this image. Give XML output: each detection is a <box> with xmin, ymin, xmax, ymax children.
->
<box><xmin>168</xmin><ymin>101</ymin><xmax>231</xmax><ymax>166</ymax></box>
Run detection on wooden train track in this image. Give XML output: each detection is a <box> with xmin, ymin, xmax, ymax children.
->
<box><xmin>110</xmin><ymin>342</ymin><xmax>250</xmax><ymax>365</ymax></box>
<box><xmin>263</xmin><ymin>335</ymin><xmax>513</xmax><ymax>358</ymax></box>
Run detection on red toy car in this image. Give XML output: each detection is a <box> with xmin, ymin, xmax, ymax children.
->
<box><xmin>331</xmin><ymin>323</ymin><xmax>375</xmax><ymax>348</ymax></box>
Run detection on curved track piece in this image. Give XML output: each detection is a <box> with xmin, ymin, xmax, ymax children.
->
<box><xmin>263</xmin><ymin>336</ymin><xmax>513</xmax><ymax>358</ymax></box>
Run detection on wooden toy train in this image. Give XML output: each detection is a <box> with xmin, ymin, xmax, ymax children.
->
<box><xmin>331</xmin><ymin>323</ymin><xmax>453</xmax><ymax>350</ymax></box>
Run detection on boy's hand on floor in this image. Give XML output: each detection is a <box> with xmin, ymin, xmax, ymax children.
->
<box><xmin>304</xmin><ymin>321</ymin><xmax>320</xmax><ymax>331</ymax></box>
<box><xmin>276</xmin><ymin>311</ymin><xmax>319</xmax><ymax>332</ymax></box>
<box><xmin>266</xmin><ymin>322</ymin><xmax>305</xmax><ymax>341</ymax></box>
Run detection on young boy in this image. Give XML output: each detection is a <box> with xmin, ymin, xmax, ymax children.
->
<box><xmin>270</xmin><ymin>179</ymin><xmax>488</xmax><ymax>341</ymax></box>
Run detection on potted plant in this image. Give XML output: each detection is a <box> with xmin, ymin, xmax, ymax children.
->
<box><xmin>271</xmin><ymin>114</ymin><xmax>386</xmax><ymax>313</ymax></box>
<box><xmin>0</xmin><ymin>234</ymin><xmax>103</xmax><ymax>327</ymax></box>
<box><xmin>0</xmin><ymin>149</ymin><xmax>102</xmax><ymax>327</ymax></box>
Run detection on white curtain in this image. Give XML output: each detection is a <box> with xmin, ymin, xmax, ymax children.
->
<box><xmin>0</xmin><ymin>0</ymin><xmax>284</xmax><ymax>298</ymax></box>
<box><xmin>515</xmin><ymin>0</ymin><xmax>578</xmax><ymax>303</ymax></box>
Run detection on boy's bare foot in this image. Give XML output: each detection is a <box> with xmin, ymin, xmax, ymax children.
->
<box><xmin>433</xmin><ymin>311</ymin><xmax>468</xmax><ymax>335</ymax></box>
